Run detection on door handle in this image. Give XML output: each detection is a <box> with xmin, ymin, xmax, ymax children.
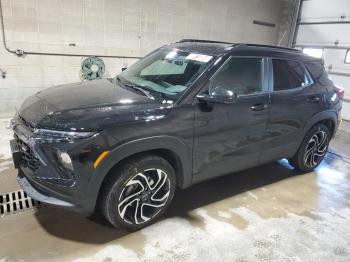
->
<box><xmin>307</xmin><ymin>95</ymin><xmax>320</xmax><ymax>102</ymax></box>
<box><xmin>250</xmin><ymin>103</ymin><xmax>268</xmax><ymax>111</ymax></box>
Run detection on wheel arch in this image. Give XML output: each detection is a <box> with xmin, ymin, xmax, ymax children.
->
<box><xmin>317</xmin><ymin>119</ymin><xmax>336</xmax><ymax>137</ymax></box>
<box><xmin>289</xmin><ymin>111</ymin><xmax>337</xmax><ymax>172</ymax></box>
<box><xmin>302</xmin><ymin>110</ymin><xmax>338</xmax><ymax>140</ymax></box>
<box><xmin>88</xmin><ymin>136</ymin><xmax>192</xmax><ymax>210</ymax></box>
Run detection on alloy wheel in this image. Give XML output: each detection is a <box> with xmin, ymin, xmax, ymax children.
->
<box><xmin>117</xmin><ymin>168</ymin><xmax>171</xmax><ymax>225</ymax></box>
<box><xmin>304</xmin><ymin>130</ymin><xmax>328</xmax><ymax>168</ymax></box>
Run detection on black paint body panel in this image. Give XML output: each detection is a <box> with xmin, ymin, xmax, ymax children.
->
<box><xmin>11</xmin><ymin>42</ymin><xmax>342</xmax><ymax>214</ymax></box>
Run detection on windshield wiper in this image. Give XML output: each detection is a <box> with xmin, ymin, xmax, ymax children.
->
<box><xmin>117</xmin><ymin>76</ymin><xmax>154</xmax><ymax>100</ymax></box>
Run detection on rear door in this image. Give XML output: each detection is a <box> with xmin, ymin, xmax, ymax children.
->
<box><xmin>261</xmin><ymin>58</ymin><xmax>322</xmax><ymax>162</ymax></box>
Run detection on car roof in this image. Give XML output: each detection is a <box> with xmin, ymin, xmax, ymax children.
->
<box><xmin>167</xmin><ymin>40</ymin><xmax>234</xmax><ymax>56</ymax></box>
<box><xmin>165</xmin><ymin>39</ymin><xmax>321</xmax><ymax>63</ymax></box>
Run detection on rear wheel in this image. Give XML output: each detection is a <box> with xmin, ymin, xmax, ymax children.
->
<box><xmin>289</xmin><ymin>123</ymin><xmax>330</xmax><ymax>172</ymax></box>
<box><xmin>100</xmin><ymin>155</ymin><xmax>176</xmax><ymax>230</ymax></box>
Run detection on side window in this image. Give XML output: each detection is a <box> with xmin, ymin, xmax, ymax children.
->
<box><xmin>272</xmin><ymin>59</ymin><xmax>312</xmax><ymax>91</ymax></box>
<box><xmin>209</xmin><ymin>57</ymin><xmax>263</xmax><ymax>96</ymax></box>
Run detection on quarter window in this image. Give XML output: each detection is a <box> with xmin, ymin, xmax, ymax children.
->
<box><xmin>272</xmin><ymin>59</ymin><xmax>312</xmax><ymax>91</ymax></box>
<box><xmin>209</xmin><ymin>57</ymin><xmax>263</xmax><ymax>96</ymax></box>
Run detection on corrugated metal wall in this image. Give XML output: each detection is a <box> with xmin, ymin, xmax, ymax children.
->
<box><xmin>295</xmin><ymin>0</ymin><xmax>350</xmax><ymax>121</ymax></box>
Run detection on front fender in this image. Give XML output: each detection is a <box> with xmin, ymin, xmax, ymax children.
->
<box><xmin>86</xmin><ymin>135</ymin><xmax>192</xmax><ymax>210</ymax></box>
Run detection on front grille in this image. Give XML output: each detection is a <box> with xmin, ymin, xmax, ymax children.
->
<box><xmin>15</xmin><ymin>135</ymin><xmax>40</xmax><ymax>172</ymax></box>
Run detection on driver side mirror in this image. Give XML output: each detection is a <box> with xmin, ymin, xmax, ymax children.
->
<box><xmin>196</xmin><ymin>86</ymin><xmax>238</xmax><ymax>104</ymax></box>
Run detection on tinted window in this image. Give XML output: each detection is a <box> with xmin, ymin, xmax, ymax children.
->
<box><xmin>210</xmin><ymin>57</ymin><xmax>263</xmax><ymax>96</ymax></box>
<box><xmin>272</xmin><ymin>59</ymin><xmax>311</xmax><ymax>91</ymax></box>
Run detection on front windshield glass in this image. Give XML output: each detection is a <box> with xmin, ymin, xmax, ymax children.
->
<box><xmin>118</xmin><ymin>48</ymin><xmax>213</xmax><ymax>98</ymax></box>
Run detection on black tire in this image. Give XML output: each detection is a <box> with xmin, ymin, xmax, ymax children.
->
<box><xmin>289</xmin><ymin>123</ymin><xmax>330</xmax><ymax>172</ymax></box>
<box><xmin>100</xmin><ymin>155</ymin><xmax>176</xmax><ymax>230</ymax></box>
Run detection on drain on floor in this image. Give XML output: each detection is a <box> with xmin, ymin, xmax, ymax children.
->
<box><xmin>0</xmin><ymin>190</ymin><xmax>41</xmax><ymax>216</ymax></box>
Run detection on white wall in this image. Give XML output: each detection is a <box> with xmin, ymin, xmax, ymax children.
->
<box><xmin>0</xmin><ymin>0</ymin><xmax>295</xmax><ymax>116</ymax></box>
<box><xmin>295</xmin><ymin>0</ymin><xmax>350</xmax><ymax>121</ymax></box>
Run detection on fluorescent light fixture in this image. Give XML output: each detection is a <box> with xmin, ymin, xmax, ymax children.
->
<box><xmin>302</xmin><ymin>48</ymin><xmax>323</xmax><ymax>58</ymax></box>
<box><xmin>345</xmin><ymin>50</ymin><xmax>350</xmax><ymax>63</ymax></box>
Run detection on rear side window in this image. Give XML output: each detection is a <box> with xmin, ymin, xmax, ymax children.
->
<box><xmin>272</xmin><ymin>59</ymin><xmax>312</xmax><ymax>91</ymax></box>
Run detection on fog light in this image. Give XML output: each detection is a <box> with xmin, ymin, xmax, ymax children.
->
<box><xmin>57</xmin><ymin>150</ymin><xmax>73</xmax><ymax>170</ymax></box>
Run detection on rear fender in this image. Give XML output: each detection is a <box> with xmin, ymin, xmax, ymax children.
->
<box><xmin>300</xmin><ymin>110</ymin><xmax>338</xmax><ymax>143</ymax></box>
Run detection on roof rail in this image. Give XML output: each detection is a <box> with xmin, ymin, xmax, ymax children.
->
<box><xmin>178</xmin><ymin>39</ymin><xmax>301</xmax><ymax>52</ymax></box>
<box><xmin>240</xmin><ymin>43</ymin><xmax>301</xmax><ymax>52</ymax></box>
<box><xmin>179</xmin><ymin>39</ymin><xmax>234</xmax><ymax>45</ymax></box>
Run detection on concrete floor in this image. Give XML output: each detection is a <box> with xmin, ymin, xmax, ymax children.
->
<box><xmin>0</xmin><ymin>120</ymin><xmax>349</xmax><ymax>262</ymax></box>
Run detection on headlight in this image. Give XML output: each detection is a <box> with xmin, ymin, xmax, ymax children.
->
<box><xmin>57</xmin><ymin>150</ymin><xmax>73</xmax><ymax>170</ymax></box>
<box><xmin>33</xmin><ymin>128</ymin><xmax>97</xmax><ymax>141</ymax></box>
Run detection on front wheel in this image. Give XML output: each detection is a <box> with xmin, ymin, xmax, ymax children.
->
<box><xmin>100</xmin><ymin>155</ymin><xmax>176</xmax><ymax>230</ymax></box>
<box><xmin>289</xmin><ymin>123</ymin><xmax>330</xmax><ymax>172</ymax></box>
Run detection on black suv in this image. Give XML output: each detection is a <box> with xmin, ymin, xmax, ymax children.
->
<box><xmin>10</xmin><ymin>39</ymin><xmax>343</xmax><ymax>229</ymax></box>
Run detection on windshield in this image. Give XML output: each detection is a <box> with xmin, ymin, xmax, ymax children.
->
<box><xmin>118</xmin><ymin>48</ymin><xmax>213</xmax><ymax>99</ymax></box>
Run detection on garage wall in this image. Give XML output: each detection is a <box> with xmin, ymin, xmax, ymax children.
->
<box><xmin>0</xmin><ymin>0</ymin><xmax>296</xmax><ymax>116</ymax></box>
<box><xmin>294</xmin><ymin>0</ymin><xmax>350</xmax><ymax>120</ymax></box>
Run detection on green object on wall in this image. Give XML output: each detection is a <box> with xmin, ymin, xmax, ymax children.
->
<box><xmin>81</xmin><ymin>57</ymin><xmax>105</xmax><ymax>80</ymax></box>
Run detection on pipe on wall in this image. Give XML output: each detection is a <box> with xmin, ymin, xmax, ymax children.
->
<box><xmin>294</xmin><ymin>44</ymin><xmax>350</xmax><ymax>50</ymax></box>
<box><xmin>298</xmin><ymin>21</ymin><xmax>350</xmax><ymax>25</ymax></box>
<box><xmin>0</xmin><ymin>0</ymin><xmax>142</xmax><ymax>59</ymax></box>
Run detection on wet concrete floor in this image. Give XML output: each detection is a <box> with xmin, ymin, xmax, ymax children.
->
<box><xmin>0</xmin><ymin>121</ymin><xmax>349</xmax><ymax>261</ymax></box>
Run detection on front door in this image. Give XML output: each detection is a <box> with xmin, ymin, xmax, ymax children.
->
<box><xmin>193</xmin><ymin>56</ymin><xmax>270</xmax><ymax>182</ymax></box>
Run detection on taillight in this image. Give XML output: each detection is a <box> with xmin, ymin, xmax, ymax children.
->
<box><xmin>335</xmin><ymin>85</ymin><xmax>345</xmax><ymax>100</ymax></box>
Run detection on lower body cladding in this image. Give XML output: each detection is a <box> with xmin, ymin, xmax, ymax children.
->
<box><xmin>10</xmin><ymin>126</ymin><xmax>102</xmax><ymax>215</ymax></box>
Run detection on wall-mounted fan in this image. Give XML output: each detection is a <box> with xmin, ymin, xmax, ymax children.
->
<box><xmin>81</xmin><ymin>57</ymin><xmax>105</xmax><ymax>80</ymax></box>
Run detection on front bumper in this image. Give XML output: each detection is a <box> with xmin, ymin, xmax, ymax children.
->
<box><xmin>10</xmin><ymin>122</ymin><xmax>100</xmax><ymax>215</ymax></box>
<box><xmin>15</xmin><ymin>162</ymin><xmax>94</xmax><ymax>214</ymax></box>
<box><xmin>11</xmin><ymin>138</ymin><xmax>73</xmax><ymax>209</ymax></box>
<box><xmin>17</xmin><ymin>172</ymin><xmax>75</xmax><ymax>208</ymax></box>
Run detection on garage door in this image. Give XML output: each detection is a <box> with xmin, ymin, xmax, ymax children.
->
<box><xmin>294</xmin><ymin>0</ymin><xmax>350</xmax><ymax>120</ymax></box>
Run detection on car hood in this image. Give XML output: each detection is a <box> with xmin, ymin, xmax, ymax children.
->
<box><xmin>18</xmin><ymin>78</ymin><xmax>173</xmax><ymax>131</ymax></box>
